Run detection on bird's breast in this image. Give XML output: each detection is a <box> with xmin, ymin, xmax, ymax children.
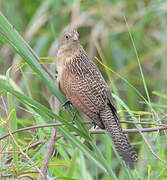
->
<box><xmin>56</xmin><ymin>51</ymin><xmax>72</xmax><ymax>82</ymax></box>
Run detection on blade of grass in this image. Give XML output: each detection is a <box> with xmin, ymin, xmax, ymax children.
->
<box><xmin>0</xmin><ymin>11</ymin><xmax>64</xmax><ymax>103</ymax></box>
<box><xmin>6</xmin><ymin>68</ymin><xmax>18</xmax><ymax>166</ymax></box>
<box><xmin>124</xmin><ymin>15</ymin><xmax>155</xmax><ymax>115</ymax></box>
<box><xmin>66</xmin><ymin>148</ymin><xmax>77</xmax><ymax>177</ymax></box>
<box><xmin>152</xmin><ymin>91</ymin><xmax>167</xmax><ymax>100</ymax></box>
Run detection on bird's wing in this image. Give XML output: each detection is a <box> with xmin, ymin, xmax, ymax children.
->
<box><xmin>61</xmin><ymin>52</ymin><xmax>108</xmax><ymax>126</ymax></box>
<box><xmin>105</xmin><ymin>87</ymin><xmax>120</xmax><ymax>120</ymax></box>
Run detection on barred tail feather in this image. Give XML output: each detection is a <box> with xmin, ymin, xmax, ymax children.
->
<box><xmin>100</xmin><ymin>106</ymin><xmax>137</xmax><ymax>169</ymax></box>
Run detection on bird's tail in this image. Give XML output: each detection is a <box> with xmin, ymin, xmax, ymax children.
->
<box><xmin>100</xmin><ymin>105</ymin><xmax>137</xmax><ymax>169</ymax></box>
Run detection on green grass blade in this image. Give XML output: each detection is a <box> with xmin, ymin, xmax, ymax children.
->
<box><xmin>124</xmin><ymin>15</ymin><xmax>154</xmax><ymax>114</ymax></box>
<box><xmin>0</xmin><ymin>12</ymin><xmax>64</xmax><ymax>103</ymax></box>
<box><xmin>152</xmin><ymin>91</ymin><xmax>167</xmax><ymax>100</ymax></box>
<box><xmin>6</xmin><ymin>68</ymin><xmax>18</xmax><ymax>166</ymax></box>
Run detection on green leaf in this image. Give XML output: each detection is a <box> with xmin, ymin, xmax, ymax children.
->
<box><xmin>0</xmin><ymin>12</ymin><xmax>64</xmax><ymax>103</ymax></box>
<box><xmin>0</xmin><ymin>90</ymin><xmax>6</xmax><ymax>96</ymax></box>
<box><xmin>152</xmin><ymin>91</ymin><xmax>167</xmax><ymax>101</ymax></box>
<box><xmin>6</xmin><ymin>67</ymin><xmax>18</xmax><ymax>165</ymax></box>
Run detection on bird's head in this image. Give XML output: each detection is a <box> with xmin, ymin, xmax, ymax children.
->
<box><xmin>59</xmin><ymin>28</ymin><xmax>80</xmax><ymax>50</ymax></box>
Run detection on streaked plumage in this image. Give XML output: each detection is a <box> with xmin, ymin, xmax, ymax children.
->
<box><xmin>56</xmin><ymin>28</ymin><xmax>138</xmax><ymax>169</ymax></box>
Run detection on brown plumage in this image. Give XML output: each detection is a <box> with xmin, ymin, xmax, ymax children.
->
<box><xmin>56</xmin><ymin>28</ymin><xmax>138</xmax><ymax>169</ymax></box>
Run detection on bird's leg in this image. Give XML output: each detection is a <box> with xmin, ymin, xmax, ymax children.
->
<box><xmin>62</xmin><ymin>99</ymin><xmax>72</xmax><ymax>107</ymax></box>
<box><xmin>72</xmin><ymin>111</ymin><xmax>77</xmax><ymax>124</ymax></box>
<box><xmin>62</xmin><ymin>99</ymin><xmax>75</xmax><ymax>115</ymax></box>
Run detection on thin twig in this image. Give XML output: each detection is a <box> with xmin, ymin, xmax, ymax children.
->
<box><xmin>0</xmin><ymin>123</ymin><xmax>61</xmax><ymax>141</ymax></box>
<box><xmin>5</xmin><ymin>141</ymin><xmax>44</xmax><ymax>164</ymax></box>
<box><xmin>120</xmin><ymin>120</ymin><xmax>167</xmax><ymax>127</ymax></box>
<box><xmin>0</xmin><ymin>174</ymin><xmax>12</xmax><ymax>178</ymax></box>
<box><xmin>37</xmin><ymin>128</ymin><xmax>57</xmax><ymax>180</ymax></box>
<box><xmin>0</xmin><ymin>171</ymin><xmax>38</xmax><ymax>179</ymax></box>
<box><xmin>54</xmin><ymin>126</ymin><xmax>167</xmax><ymax>140</ymax></box>
<box><xmin>16</xmin><ymin>105</ymin><xmax>40</xmax><ymax>117</ymax></box>
<box><xmin>1</xmin><ymin>121</ymin><xmax>167</xmax><ymax>141</ymax></box>
<box><xmin>134</xmin><ymin>122</ymin><xmax>167</xmax><ymax>165</ymax></box>
<box><xmin>156</xmin><ymin>114</ymin><xmax>167</xmax><ymax>122</ymax></box>
<box><xmin>17</xmin><ymin>175</ymin><xmax>34</xmax><ymax>180</ymax></box>
<box><xmin>1</xmin><ymin>95</ymin><xmax>8</xmax><ymax>116</ymax></box>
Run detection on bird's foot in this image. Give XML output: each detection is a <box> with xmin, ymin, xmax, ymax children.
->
<box><xmin>62</xmin><ymin>99</ymin><xmax>72</xmax><ymax>107</ymax></box>
<box><xmin>90</xmin><ymin>120</ymin><xmax>97</xmax><ymax>128</ymax></box>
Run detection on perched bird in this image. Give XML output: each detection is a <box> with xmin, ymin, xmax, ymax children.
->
<box><xmin>56</xmin><ymin>28</ymin><xmax>138</xmax><ymax>169</ymax></box>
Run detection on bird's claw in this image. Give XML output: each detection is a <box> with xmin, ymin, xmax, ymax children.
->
<box><xmin>90</xmin><ymin>120</ymin><xmax>96</xmax><ymax>128</ymax></box>
<box><xmin>62</xmin><ymin>99</ymin><xmax>72</xmax><ymax>107</ymax></box>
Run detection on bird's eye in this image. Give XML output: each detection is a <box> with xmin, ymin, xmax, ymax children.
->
<box><xmin>65</xmin><ymin>34</ymin><xmax>70</xmax><ymax>40</ymax></box>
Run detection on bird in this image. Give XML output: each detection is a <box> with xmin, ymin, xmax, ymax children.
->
<box><xmin>56</xmin><ymin>27</ymin><xmax>138</xmax><ymax>169</ymax></box>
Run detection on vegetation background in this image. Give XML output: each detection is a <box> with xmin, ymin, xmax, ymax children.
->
<box><xmin>0</xmin><ymin>0</ymin><xmax>167</xmax><ymax>179</ymax></box>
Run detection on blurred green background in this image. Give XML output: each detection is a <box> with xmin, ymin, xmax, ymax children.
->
<box><xmin>0</xmin><ymin>0</ymin><xmax>167</xmax><ymax>179</ymax></box>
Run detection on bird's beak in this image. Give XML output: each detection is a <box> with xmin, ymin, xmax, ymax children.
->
<box><xmin>72</xmin><ymin>34</ymin><xmax>78</xmax><ymax>41</ymax></box>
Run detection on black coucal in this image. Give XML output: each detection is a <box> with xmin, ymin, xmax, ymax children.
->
<box><xmin>56</xmin><ymin>28</ymin><xmax>138</xmax><ymax>169</ymax></box>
